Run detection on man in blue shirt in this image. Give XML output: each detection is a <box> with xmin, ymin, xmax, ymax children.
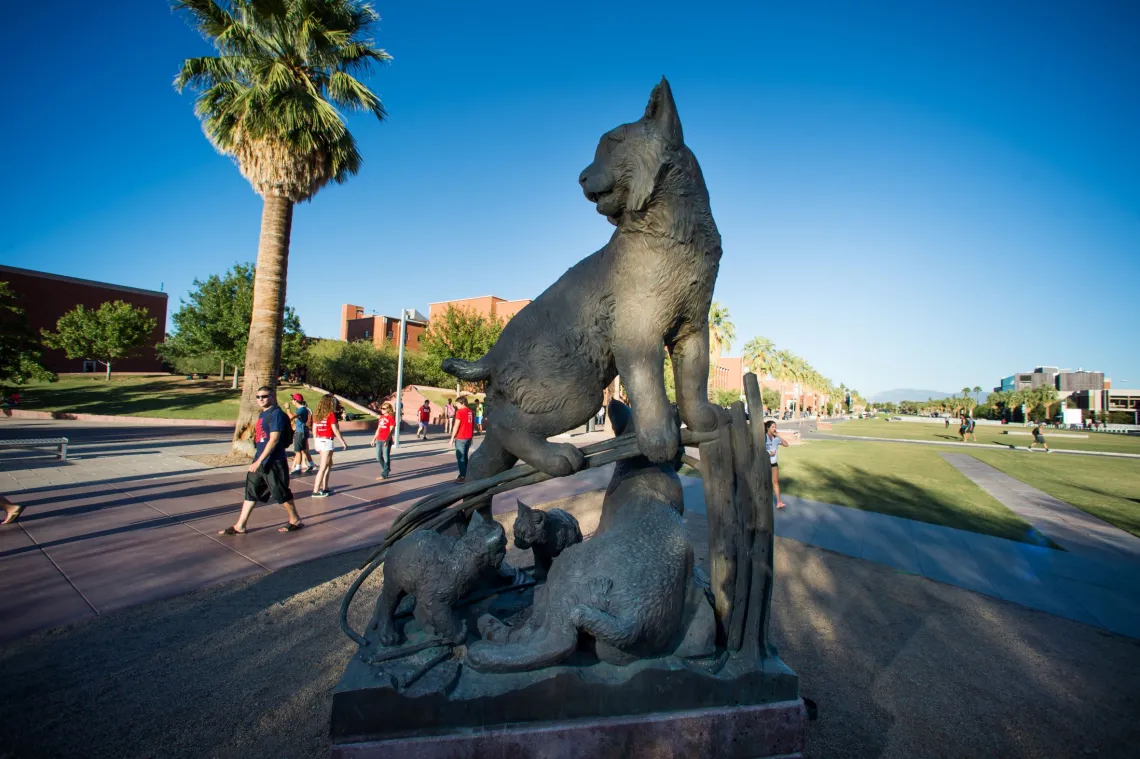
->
<box><xmin>219</xmin><ymin>386</ymin><xmax>305</xmax><ymax>535</ymax></box>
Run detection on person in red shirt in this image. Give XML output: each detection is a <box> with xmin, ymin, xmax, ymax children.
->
<box><xmin>371</xmin><ymin>402</ymin><xmax>397</xmax><ymax>479</ymax></box>
<box><xmin>449</xmin><ymin>395</ymin><xmax>475</xmax><ymax>482</ymax></box>
<box><xmin>417</xmin><ymin>400</ymin><xmax>432</xmax><ymax>440</ymax></box>
<box><xmin>311</xmin><ymin>394</ymin><xmax>348</xmax><ymax>498</ymax></box>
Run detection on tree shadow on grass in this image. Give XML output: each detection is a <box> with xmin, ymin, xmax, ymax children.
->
<box><xmin>781</xmin><ymin>462</ymin><xmax>1052</xmax><ymax>546</ymax></box>
<box><xmin>21</xmin><ymin>379</ymin><xmax>240</xmax><ymax>418</ymax></box>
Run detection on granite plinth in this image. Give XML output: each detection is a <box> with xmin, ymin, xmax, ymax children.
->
<box><xmin>331</xmin><ymin>699</ymin><xmax>806</xmax><ymax>759</ymax></box>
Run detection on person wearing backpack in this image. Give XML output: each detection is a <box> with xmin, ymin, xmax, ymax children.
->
<box><xmin>219</xmin><ymin>386</ymin><xmax>304</xmax><ymax>535</ymax></box>
<box><xmin>288</xmin><ymin>393</ymin><xmax>316</xmax><ymax>475</ymax></box>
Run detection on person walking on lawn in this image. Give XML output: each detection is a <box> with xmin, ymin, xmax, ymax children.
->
<box><xmin>288</xmin><ymin>393</ymin><xmax>316</xmax><ymax>474</ymax></box>
<box><xmin>765</xmin><ymin>420</ymin><xmax>790</xmax><ymax>509</ymax></box>
<box><xmin>371</xmin><ymin>402</ymin><xmax>397</xmax><ymax>480</ymax></box>
<box><xmin>417</xmin><ymin>399</ymin><xmax>432</xmax><ymax>440</ymax></box>
<box><xmin>444</xmin><ymin>398</ymin><xmax>456</xmax><ymax>434</ymax></box>
<box><xmin>312</xmin><ymin>394</ymin><xmax>349</xmax><ymax>497</ymax></box>
<box><xmin>449</xmin><ymin>395</ymin><xmax>475</xmax><ymax>483</ymax></box>
<box><xmin>219</xmin><ymin>387</ymin><xmax>304</xmax><ymax>535</ymax></box>
<box><xmin>1028</xmin><ymin>422</ymin><xmax>1051</xmax><ymax>452</ymax></box>
<box><xmin>474</xmin><ymin>398</ymin><xmax>485</xmax><ymax>435</ymax></box>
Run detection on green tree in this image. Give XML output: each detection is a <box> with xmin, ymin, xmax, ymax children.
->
<box><xmin>761</xmin><ymin>387</ymin><xmax>781</xmax><ymax>414</ymax></box>
<box><xmin>42</xmin><ymin>302</ymin><xmax>157</xmax><ymax>380</ymax></box>
<box><xmin>420</xmin><ymin>305</ymin><xmax>504</xmax><ymax>388</ymax></box>
<box><xmin>973</xmin><ymin>385</ymin><xmax>982</xmax><ymax>405</ymax></box>
<box><xmin>707</xmin><ymin>301</ymin><xmax>735</xmax><ymax>370</ymax></box>
<box><xmin>742</xmin><ymin>336</ymin><xmax>777</xmax><ymax>379</ymax></box>
<box><xmin>710</xmin><ymin>388</ymin><xmax>739</xmax><ymax>407</ymax></box>
<box><xmin>175</xmin><ymin>0</ymin><xmax>391</xmax><ymax>453</ymax></box>
<box><xmin>305</xmin><ymin>339</ymin><xmax>395</xmax><ymax>402</ymax></box>
<box><xmin>160</xmin><ymin>263</ymin><xmax>305</xmax><ymax>388</ymax></box>
<box><xmin>0</xmin><ymin>282</ymin><xmax>55</xmax><ymax>387</ymax></box>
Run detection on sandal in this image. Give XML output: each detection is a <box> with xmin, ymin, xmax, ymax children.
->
<box><xmin>219</xmin><ymin>526</ymin><xmax>246</xmax><ymax>536</ymax></box>
<box><xmin>278</xmin><ymin>522</ymin><xmax>305</xmax><ymax>533</ymax></box>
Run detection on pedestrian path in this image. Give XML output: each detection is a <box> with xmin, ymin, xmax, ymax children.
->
<box><xmin>0</xmin><ymin>423</ymin><xmax>614</xmax><ymax>643</ymax></box>
<box><xmin>811</xmin><ymin>431</ymin><xmax>1140</xmax><ymax>459</ymax></box>
<box><xmin>940</xmin><ymin>453</ymin><xmax>1140</xmax><ymax>564</ymax></box>
<box><xmin>681</xmin><ymin>483</ymin><xmax>1140</xmax><ymax>639</ymax></box>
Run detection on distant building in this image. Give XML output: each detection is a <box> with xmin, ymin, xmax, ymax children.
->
<box><xmin>994</xmin><ymin>366</ymin><xmax>1107</xmax><ymax>394</ymax></box>
<box><xmin>427</xmin><ymin>295</ymin><xmax>531</xmax><ymax>323</ymax></box>
<box><xmin>0</xmin><ymin>264</ymin><xmax>167</xmax><ymax>373</ymax></box>
<box><xmin>339</xmin><ymin>304</ymin><xmax>426</xmax><ymax>351</ymax></box>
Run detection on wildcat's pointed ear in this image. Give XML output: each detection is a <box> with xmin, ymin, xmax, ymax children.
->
<box><xmin>644</xmin><ymin>77</ymin><xmax>683</xmax><ymax>149</ymax></box>
<box><xmin>516</xmin><ymin>499</ymin><xmax>530</xmax><ymax>516</ymax></box>
<box><xmin>469</xmin><ymin>509</ymin><xmax>486</xmax><ymax>527</ymax></box>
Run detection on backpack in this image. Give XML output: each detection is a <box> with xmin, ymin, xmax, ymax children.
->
<box><xmin>276</xmin><ymin>407</ymin><xmax>294</xmax><ymax>449</ymax></box>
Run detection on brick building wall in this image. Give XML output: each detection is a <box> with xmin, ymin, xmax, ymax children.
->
<box><xmin>0</xmin><ymin>265</ymin><xmax>167</xmax><ymax>373</ymax></box>
<box><xmin>427</xmin><ymin>295</ymin><xmax>531</xmax><ymax>323</ymax></box>
<box><xmin>340</xmin><ymin>304</ymin><xmax>425</xmax><ymax>351</ymax></box>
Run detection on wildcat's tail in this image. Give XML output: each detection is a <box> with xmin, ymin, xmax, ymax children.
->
<box><xmin>442</xmin><ymin>357</ymin><xmax>492</xmax><ymax>381</ymax></box>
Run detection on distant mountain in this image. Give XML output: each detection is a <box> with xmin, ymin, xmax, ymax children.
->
<box><xmin>869</xmin><ymin>388</ymin><xmax>956</xmax><ymax>404</ymax></box>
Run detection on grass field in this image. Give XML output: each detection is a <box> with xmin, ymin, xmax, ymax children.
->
<box><xmin>826</xmin><ymin>418</ymin><xmax>1140</xmax><ymax>455</ymax></box>
<box><xmin>10</xmin><ymin>375</ymin><xmax>375</xmax><ymax>421</ymax></box>
<box><xmin>966</xmin><ymin>450</ymin><xmax>1140</xmax><ymax>538</ymax></box>
<box><xmin>775</xmin><ymin>440</ymin><xmax>1049</xmax><ymax>544</ymax></box>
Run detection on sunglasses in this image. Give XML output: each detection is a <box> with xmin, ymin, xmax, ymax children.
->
<box><xmin>256</xmin><ymin>394</ymin><xmax>271</xmax><ymax>400</ymax></box>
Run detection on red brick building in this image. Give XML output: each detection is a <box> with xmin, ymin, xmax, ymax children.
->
<box><xmin>340</xmin><ymin>304</ymin><xmax>427</xmax><ymax>351</ymax></box>
<box><xmin>427</xmin><ymin>295</ymin><xmax>531</xmax><ymax>323</ymax></box>
<box><xmin>0</xmin><ymin>265</ymin><xmax>167</xmax><ymax>373</ymax></box>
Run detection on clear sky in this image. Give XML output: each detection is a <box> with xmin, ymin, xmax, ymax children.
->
<box><xmin>2</xmin><ymin>0</ymin><xmax>1137</xmax><ymax>396</ymax></box>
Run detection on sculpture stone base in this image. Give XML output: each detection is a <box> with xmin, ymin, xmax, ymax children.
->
<box><xmin>331</xmin><ymin>699</ymin><xmax>805</xmax><ymax>758</ymax></box>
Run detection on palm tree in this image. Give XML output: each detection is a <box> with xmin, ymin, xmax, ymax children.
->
<box><xmin>742</xmin><ymin>336</ymin><xmax>777</xmax><ymax>379</ymax></box>
<box><xmin>175</xmin><ymin>0</ymin><xmax>390</xmax><ymax>453</ymax></box>
<box><xmin>707</xmin><ymin>302</ymin><xmax>736</xmax><ymax>370</ymax></box>
<box><xmin>973</xmin><ymin>385</ymin><xmax>982</xmax><ymax>405</ymax></box>
<box><xmin>774</xmin><ymin>349</ymin><xmax>796</xmax><ymax>413</ymax></box>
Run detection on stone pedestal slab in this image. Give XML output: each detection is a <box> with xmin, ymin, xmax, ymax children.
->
<box><xmin>331</xmin><ymin>699</ymin><xmax>806</xmax><ymax>759</ymax></box>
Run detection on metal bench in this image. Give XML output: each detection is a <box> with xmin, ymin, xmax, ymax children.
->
<box><xmin>0</xmin><ymin>437</ymin><xmax>69</xmax><ymax>460</ymax></box>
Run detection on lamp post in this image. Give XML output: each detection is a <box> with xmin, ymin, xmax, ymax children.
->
<box><xmin>392</xmin><ymin>309</ymin><xmax>410</xmax><ymax>449</ymax></box>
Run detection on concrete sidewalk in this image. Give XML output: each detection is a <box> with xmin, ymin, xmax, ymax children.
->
<box><xmin>682</xmin><ymin>483</ymin><xmax>1140</xmax><ymax>639</ymax></box>
<box><xmin>0</xmin><ymin>422</ymin><xmax>614</xmax><ymax>642</ymax></box>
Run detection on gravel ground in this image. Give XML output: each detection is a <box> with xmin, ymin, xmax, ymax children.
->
<box><xmin>2</xmin><ymin>497</ymin><xmax>1138</xmax><ymax>759</ymax></box>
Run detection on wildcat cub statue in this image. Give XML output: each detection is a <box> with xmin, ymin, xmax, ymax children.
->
<box><xmin>370</xmin><ymin>510</ymin><xmax>507</xmax><ymax>646</ymax></box>
<box><xmin>512</xmin><ymin>500</ymin><xmax>583</xmax><ymax>581</ymax></box>
<box><xmin>466</xmin><ymin>401</ymin><xmax>713</xmax><ymax>672</ymax></box>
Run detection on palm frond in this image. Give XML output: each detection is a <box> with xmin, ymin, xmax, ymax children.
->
<box><xmin>175</xmin><ymin>0</ymin><xmax>388</xmax><ymax>201</ymax></box>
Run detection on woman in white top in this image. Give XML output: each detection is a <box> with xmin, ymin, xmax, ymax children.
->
<box><xmin>765</xmin><ymin>420</ymin><xmax>790</xmax><ymax>509</ymax></box>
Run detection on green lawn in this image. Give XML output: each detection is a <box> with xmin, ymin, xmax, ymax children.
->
<box><xmin>10</xmin><ymin>375</ymin><xmax>375</xmax><ymax>421</ymax></box>
<box><xmin>966</xmin><ymin>450</ymin><xmax>1140</xmax><ymax>538</ymax></box>
<box><xmin>776</xmin><ymin>441</ymin><xmax>1050</xmax><ymax>544</ymax></box>
<box><xmin>826</xmin><ymin>418</ymin><xmax>1140</xmax><ymax>455</ymax></box>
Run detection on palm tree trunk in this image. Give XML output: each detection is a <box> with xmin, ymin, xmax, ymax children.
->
<box><xmin>232</xmin><ymin>194</ymin><xmax>294</xmax><ymax>454</ymax></box>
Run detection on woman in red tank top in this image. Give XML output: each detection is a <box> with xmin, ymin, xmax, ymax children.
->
<box><xmin>311</xmin><ymin>394</ymin><xmax>348</xmax><ymax>497</ymax></box>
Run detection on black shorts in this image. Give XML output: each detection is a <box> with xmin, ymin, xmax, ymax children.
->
<box><xmin>1034</xmin><ymin>435</ymin><xmax>1045</xmax><ymax>444</ymax></box>
<box><xmin>292</xmin><ymin>431</ymin><xmax>309</xmax><ymax>453</ymax></box>
<box><xmin>244</xmin><ymin>459</ymin><xmax>294</xmax><ymax>504</ymax></box>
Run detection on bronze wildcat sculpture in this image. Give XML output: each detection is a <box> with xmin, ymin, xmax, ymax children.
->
<box><xmin>465</xmin><ymin>401</ymin><xmax>697</xmax><ymax>673</ymax></box>
<box><xmin>443</xmin><ymin>78</ymin><xmax>722</xmax><ymax>480</ymax></box>
<box><xmin>371</xmin><ymin>510</ymin><xmax>507</xmax><ymax>646</ymax></box>
<box><xmin>513</xmin><ymin>500</ymin><xmax>583</xmax><ymax>581</ymax></box>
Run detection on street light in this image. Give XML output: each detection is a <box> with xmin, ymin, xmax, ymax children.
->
<box><xmin>392</xmin><ymin>309</ymin><xmax>410</xmax><ymax>449</ymax></box>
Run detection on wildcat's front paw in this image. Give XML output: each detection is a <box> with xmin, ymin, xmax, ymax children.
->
<box><xmin>637</xmin><ymin>423</ymin><xmax>679</xmax><ymax>463</ymax></box>
<box><xmin>544</xmin><ymin>442</ymin><xmax>585</xmax><ymax>477</ymax></box>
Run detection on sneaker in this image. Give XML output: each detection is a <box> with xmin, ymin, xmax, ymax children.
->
<box><xmin>290</xmin><ymin>467</ymin><xmax>301</xmax><ymax>475</ymax></box>
<box><xmin>304</xmin><ymin>465</ymin><xmax>317</xmax><ymax>474</ymax></box>
<box><xmin>454</xmin><ymin>476</ymin><xmax>466</xmax><ymax>483</ymax></box>
<box><xmin>312</xmin><ymin>490</ymin><xmax>330</xmax><ymax>498</ymax></box>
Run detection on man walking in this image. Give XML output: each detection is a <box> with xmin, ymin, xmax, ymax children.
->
<box><xmin>417</xmin><ymin>399</ymin><xmax>432</xmax><ymax>440</ymax></box>
<box><xmin>219</xmin><ymin>387</ymin><xmax>305</xmax><ymax>535</ymax></box>
<box><xmin>449</xmin><ymin>395</ymin><xmax>475</xmax><ymax>483</ymax></box>
<box><xmin>288</xmin><ymin>393</ymin><xmax>315</xmax><ymax>474</ymax></box>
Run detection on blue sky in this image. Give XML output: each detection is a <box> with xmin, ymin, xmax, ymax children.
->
<box><xmin>2</xmin><ymin>0</ymin><xmax>1137</xmax><ymax>396</ymax></box>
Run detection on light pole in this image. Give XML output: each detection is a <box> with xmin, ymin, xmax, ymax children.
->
<box><xmin>392</xmin><ymin>309</ymin><xmax>410</xmax><ymax>449</ymax></box>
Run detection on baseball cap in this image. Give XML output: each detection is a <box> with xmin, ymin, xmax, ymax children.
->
<box><xmin>291</xmin><ymin>393</ymin><xmax>304</xmax><ymax>402</ymax></box>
